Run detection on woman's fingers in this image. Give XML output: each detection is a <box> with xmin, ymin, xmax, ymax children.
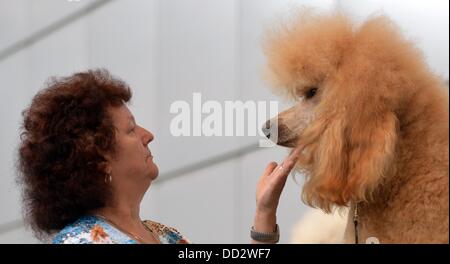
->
<box><xmin>262</xmin><ymin>146</ymin><xmax>303</xmax><ymax>190</ymax></box>
<box><xmin>269</xmin><ymin>146</ymin><xmax>302</xmax><ymax>186</ymax></box>
<box><xmin>271</xmin><ymin>161</ymin><xmax>293</xmax><ymax>185</ymax></box>
<box><xmin>255</xmin><ymin>147</ymin><xmax>303</xmax><ymax>215</ymax></box>
<box><xmin>263</xmin><ymin>162</ymin><xmax>278</xmax><ymax>177</ymax></box>
<box><xmin>286</xmin><ymin>146</ymin><xmax>302</xmax><ymax>163</ymax></box>
<box><xmin>275</xmin><ymin>147</ymin><xmax>302</xmax><ymax>175</ymax></box>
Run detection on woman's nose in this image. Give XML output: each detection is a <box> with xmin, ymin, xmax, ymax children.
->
<box><xmin>140</xmin><ymin>126</ymin><xmax>154</xmax><ymax>146</ymax></box>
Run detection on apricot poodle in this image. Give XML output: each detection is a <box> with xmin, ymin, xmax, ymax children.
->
<box><xmin>263</xmin><ymin>11</ymin><xmax>449</xmax><ymax>243</ymax></box>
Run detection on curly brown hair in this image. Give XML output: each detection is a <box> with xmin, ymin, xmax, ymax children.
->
<box><xmin>17</xmin><ymin>69</ymin><xmax>132</xmax><ymax>239</ymax></box>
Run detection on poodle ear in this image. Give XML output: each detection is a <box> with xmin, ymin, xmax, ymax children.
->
<box><xmin>300</xmin><ymin>108</ymin><xmax>398</xmax><ymax>212</ymax></box>
<box><xmin>342</xmin><ymin>110</ymin><xmax>398</xmax><ymax>202</ymax></box>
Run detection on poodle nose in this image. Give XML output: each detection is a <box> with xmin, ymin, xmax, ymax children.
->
<box><xmin>262</xmin><ymin>120</ymin><xmax>272</xmax><ymax>139</ymax></box>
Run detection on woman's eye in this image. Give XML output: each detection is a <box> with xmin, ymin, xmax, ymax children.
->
<box><xmin>305</xmin><ymin>87</ymin><xmax>318</xmax><ymax>99</ymax></box>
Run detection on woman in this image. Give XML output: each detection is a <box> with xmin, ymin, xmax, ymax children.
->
<box><xmin>17</xmin><ymin>69</ymin><xmax>299</xmax><ymax>244</ymax></box>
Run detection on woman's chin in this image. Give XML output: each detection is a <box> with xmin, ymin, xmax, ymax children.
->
<box><xmin>148</xmin><ymin>164</ymin><xmax>159</xmax><ymax>180</ymax></box>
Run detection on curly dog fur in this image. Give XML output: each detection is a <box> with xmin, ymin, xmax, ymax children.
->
<box><xmin>264</xmin><ymin>11</ymin><xmax>449</xmax><ymax>243</ymax></box>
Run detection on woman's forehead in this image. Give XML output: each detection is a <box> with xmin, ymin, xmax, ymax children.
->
<box><xmin>109</xmin><ymin>104</ymin><xmax>135</xmax><ymax>125</ymax></box>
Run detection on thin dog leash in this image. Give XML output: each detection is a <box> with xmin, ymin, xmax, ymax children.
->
<box><xmin>353</xmin><ymin>202</ymin><xmax>359</xmax><ymax>244</ymax></box>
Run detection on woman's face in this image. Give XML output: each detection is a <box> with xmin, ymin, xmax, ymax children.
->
<box><xmin>107</xmin><ymin>104</ymin><xmax>158</xmax><ymax>186</ymax></box>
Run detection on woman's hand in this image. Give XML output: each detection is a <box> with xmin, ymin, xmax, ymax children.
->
<box><xmin>252</xmin><ymin>147</ymin><xmax>302</xmax><ymax>243</ymax></box>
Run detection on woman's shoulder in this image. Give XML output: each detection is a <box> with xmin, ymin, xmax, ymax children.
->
<box><xmin>52</xmin><ymin>216</ymin><xmax>136</xmax><ymax>244</ymax></box>
<box><xmin>142</xmin><ymin>220</ymin><xmax>190</xmax><ymax>244</ymax></box>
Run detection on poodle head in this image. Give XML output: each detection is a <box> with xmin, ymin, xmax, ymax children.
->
<box><xmin>263</xmin><ymin>11</ymin><xmax>427</xmax><ymax>212</ymax></box>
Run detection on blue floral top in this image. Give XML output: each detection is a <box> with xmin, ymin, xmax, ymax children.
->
<box><xmin>52</xmin><ymin>215</ymin><xmax>190</xmax><ymax>244</ymax></box>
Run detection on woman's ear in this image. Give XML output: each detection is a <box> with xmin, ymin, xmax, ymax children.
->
<box><xmin>299</xmin><ymin>109</ymin><xmax>398</xmax><ymax>212</ymax></box>
<box><xmin>98</xmin><ymin>151</ymin><xmax>113</xmax><ymax>177</ymax></box>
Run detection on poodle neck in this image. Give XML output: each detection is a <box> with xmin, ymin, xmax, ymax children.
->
<box><xmin>354</xmin><ymin>84</ymin><xmax>448</xmax><ymax>243</ymax></box>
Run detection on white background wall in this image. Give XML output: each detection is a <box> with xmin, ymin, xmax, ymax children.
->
<box><xmin>0</xmin><ymin>0</ymin><xmax>448</xmax><ymax>243</ymax></box>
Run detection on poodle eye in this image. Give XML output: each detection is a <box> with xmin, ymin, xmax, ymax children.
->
<box><xmin>305</xmin><ymin>87</ymin><xmax>318</xmax><ymax>99</ymax></box>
